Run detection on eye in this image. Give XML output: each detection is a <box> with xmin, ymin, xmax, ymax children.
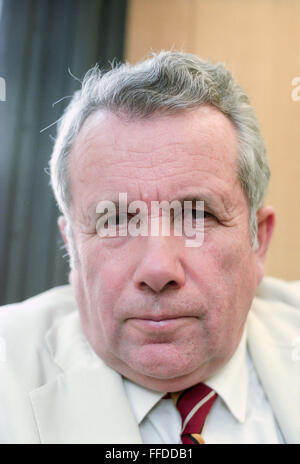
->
<box><xmin>203</xmin><ymin>211</ymin><xmax>214</xmax><ymax>220</ymax></box>
<box><xmin>96</xmin><ymin>212</ymin><xmax>132</xmax><ymax>237</ymax></box>
<box><xmin>191</xmin><ymin>208</ymin><xmax>201</xmax><ymax>220</ymax></box>
<box><xmin>191</xmin><ymin>209</ymin><xmax>213</xmax><ymax>220</ymax></box>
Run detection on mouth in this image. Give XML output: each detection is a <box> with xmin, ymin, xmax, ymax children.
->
<box><xmin>127</xmin><ymin>315</ymin><xmax>195</xmax><ymax>332</ymax></box>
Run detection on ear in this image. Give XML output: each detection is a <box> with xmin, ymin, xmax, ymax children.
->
<box><xmin>255</xmin><ymin>205</ymin><xmax>276</xmax><ymax>285</ymax></box>
<box><xmin>58</xmin><ymin>215</ymin><xmax>70</xmax><ymax>253</ymax></box>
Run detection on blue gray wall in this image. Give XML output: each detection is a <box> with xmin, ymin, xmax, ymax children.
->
<box><xmin>0</xmin><ymin>0</ymin><xmax>128</xmax><ymax>304</ymax></box>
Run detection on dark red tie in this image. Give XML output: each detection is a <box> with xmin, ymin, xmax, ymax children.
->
<box><xmin>170</xmin><ymin>384</ymin><xmax>217</xmax><ymax>444</ymax></box>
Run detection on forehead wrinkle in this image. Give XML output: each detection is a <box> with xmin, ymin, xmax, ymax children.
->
<box><xmin>72</xmin><ymin>113</ymin><xmax>238</xmax><ymax>176</ymax></box>
<box><xmin>188</xmin><ymin>150</ymin><xmax>236</xmax><ymax>167</ymax></box>
<box><xmin>78</xmin><ymin>158</ymin><xmax>238</xmax><ymax>219</ymax></box>
<box><xmin>76</xmin><ymin>115</ymin><xmax>186</xmax><ymax>163</ymax></box>
<box><xmin>71</xmin><ymin>107</ymin><xmax>242</xmax><ymax>227</ymax></box>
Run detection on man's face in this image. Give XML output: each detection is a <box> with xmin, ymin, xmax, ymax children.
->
<box><xmin>61</xmin><ymin>105</ymin><xmax>273</xmax><ymax>392</ymax></box>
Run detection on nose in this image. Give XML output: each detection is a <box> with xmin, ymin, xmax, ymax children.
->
<box><xmin>133</xmin><ymin>237</ymin><xmax>185</xmax><ymax>293</ymax></box>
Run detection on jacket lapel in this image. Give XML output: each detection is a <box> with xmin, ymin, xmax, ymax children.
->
<box><xmin>29</xmin><ymin>311</ymin><xmax>142</xmax><ymax>444</ymax></box>
<box><xmin>247</xmin><ymin>296</ymin><xmax>300</xmax><ymax>444</ymax></box>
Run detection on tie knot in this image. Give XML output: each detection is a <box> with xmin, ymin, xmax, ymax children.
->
<box><xmin>170</xmin><ymin>383</ymin><xmax>217</xmax><ymax>444</ymax></box>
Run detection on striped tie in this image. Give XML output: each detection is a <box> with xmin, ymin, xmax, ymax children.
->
<box><xmin>171</xmin><ymin>384</ymin><xmax>217</xmax><ymax>444</ymax></box>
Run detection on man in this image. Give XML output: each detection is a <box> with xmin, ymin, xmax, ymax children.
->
<box><xmin>0</xmin><ymin>51</ymin><xmax>299</xmax><ymax>444</ymax></box>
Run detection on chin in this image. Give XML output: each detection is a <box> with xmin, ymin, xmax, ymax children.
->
<box><xmin>125</xmin><ymin>343</ymin><xmax>205</xmax><ymax>382</ymax></box>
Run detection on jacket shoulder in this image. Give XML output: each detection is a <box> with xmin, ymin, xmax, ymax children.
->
<box><xmin>0</xmin><ymin>285</ymin><xmax>76</xmax><ymax>329</ymax></box>
<box><xmin>0</xmin><ymin>285</ymin><xmax>77</xmax><ymax>370</ymax></box>
<box><xmin>252</xmin><ymin>276</ymin><xmax>300</xmax><ymax>336</ymax></box>
<box><xmin>0</xmin><ymin>286</ymin><xmax>78</xmax><ymax>443</ymax></box>
<box><xmin>249</xmin><ymin>277</ymin><xmax>300</xmax><ymax>444</ymax></box>
<box><xmin>255</xmin><ymin>276</ymin><xmax>300</xmax><ymax>309</ymax></box>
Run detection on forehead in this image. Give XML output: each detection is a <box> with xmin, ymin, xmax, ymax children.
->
<box><xmin>69</xmin><ymin>106</ymin><xmax>241</xmax><ymax>215</ymax></box>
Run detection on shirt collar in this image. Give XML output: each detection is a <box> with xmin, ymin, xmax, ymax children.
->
<box><xmin>123</xmin><ymin>378</ymin><xmax>165</xmax><ymax>425</ymax></box>
<box><xmin>123</xmin><ymin>326</ymin><xmax>248</xmax><ymax>425</ymax></box>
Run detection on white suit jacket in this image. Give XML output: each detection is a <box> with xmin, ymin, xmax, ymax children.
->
<box><xmin>0</xmin><ymin>276</ymin><xmax>299</xmax><ymax>444</ymax></box>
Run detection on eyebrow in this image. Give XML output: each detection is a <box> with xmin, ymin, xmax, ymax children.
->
<box><xmin>87</xmin><ymin>189</ymin><xmax>229</xmax><ymax>222</ymax></box>
<box><xmin>175</xmin><ymin>185</ymin><xmax>233</xmax><ymax>213</ymax></box>
<box><xmin>175</xmin><ymin>194</ymin><xmax>221</xmax><ymax>211</ymax></box>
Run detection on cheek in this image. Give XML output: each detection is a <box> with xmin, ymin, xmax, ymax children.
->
<box><xmin>73</xmin><ymin>265</ymin><xmax>123</xmax><ymax>359</ymax></box>
<box><xmin>76</xmin><ymin>239</ymin><xmax>119</xmax><ymax>294</ymax></box>
<box><xmin>206</xmin><ymin>231</ymin><xmax>256</xmax><ymax>285</ymax></box>
<box><xmin>190</xmin><ymin>238</ymin><xmax>257</xmax><ymax>328</ymax></box>
<box><xmin>72</xmin><ymin>242</ymin><xmax>131</xmax><ymax>344</ymax></box>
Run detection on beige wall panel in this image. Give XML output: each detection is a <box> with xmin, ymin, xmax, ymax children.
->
<box><xmin>126</xmin><ymin>0</ymin><xmax>196</xmax><ymax>62</ymax></box>
<box><xmin>126</xmin><ymin>0</ymin><xmax>300</xmax><ymax>280</ymax></box>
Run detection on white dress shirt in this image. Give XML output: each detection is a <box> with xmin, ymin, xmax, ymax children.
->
<box><xmin>123</xmin><ymin>327</ymin><xmax>285</xmax><ymax>444</ymax></box>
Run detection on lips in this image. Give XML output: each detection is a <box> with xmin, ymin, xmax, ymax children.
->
<box><xmin>127</xmin><ymin>315</ymin><xmax>195</xmax><ymax>332</ymax></box>
<box><xmin>134</xmin><ymin>315</ymin><xmax>184</xmax><ymax>322</ymax></box>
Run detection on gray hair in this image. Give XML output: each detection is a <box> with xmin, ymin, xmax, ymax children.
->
<box><xmin>49</xmin><ymin>50</ymin><xmax>270</xmax><ymax>249</ymax></box>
